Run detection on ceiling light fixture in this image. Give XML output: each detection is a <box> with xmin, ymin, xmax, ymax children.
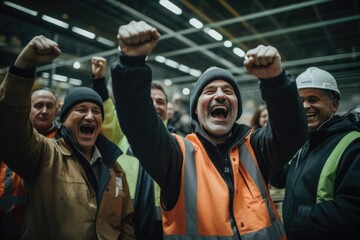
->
<box><xmin>223</xmin><ymin>40</ymin><xmax>233</xmax><ymax>48</ymax></box>
<box><xmin>178</xmin><ymin>64</ymin><xmax>190</xmax><ymax>73</ymax></box>
<box><xmin>159</xmin><ymin>0</ymin><xmax>182</xmax><ymax>15</ymax></box>
<box><xmin>73</xmin><ymin>61</ymin><xmax>81</xmax><ymax>69</ymax></box>
<box><xmin>207</xmin><ymin>29</ymin><xmax>223</xmax><ymax>41</ymax></box>
<box><xmin>189</xmin><ymin>18</ymin><xmax>203</xmax><ymax>29</ymax></box>
<box><xmin>233</xmin><ymin>47</ymin><xmax>245</xmax><ymax>58</ymax></box>
<box><xmin>165</xmin><ymin>59</ymin><xmax>179</xmax><ymax>68</ymax></box>
<box><xmin>71</xmin><ymin>26</ymin><xmax>96</xmax><ymax>39</ymax></box>
<box><xmin>41</xmin><ymin>72</ymin><xmax>50</xmax><ymax>79</ymax></box>
<box><xmin>163</xmin><ymin>79</ymin><xmax>173</xmax><ymax>86</ymax></box>
<box><xmin>189</xmin><ymin>69</ymin><xmax>202</xmax><ymax>77</ymax></box>
<box><xmin>155</xmin><ymin>55</ymin><xmax>166</xmax><ymax>63</ymax></box>
<box><xmin>41</xmin><ymin>15</ymin><xmax>69</xmax><ymax>29</ymax></box>
<box><xmin>69</xmin><ymin>78</ymin><xmax>82</xmax><ymax>86</ymax></box>
<box><xmin>96</xmin><ymin>36</ymin><xmax>115</xmax><ymax>47</ymax></box>
<box><xmin>4</xmin><ymin>1</ymin><xmax>38</xmax><ymax>16</ymax></box>
<box><xmin>182</xmin><ymin>87</ymin><xmax>190</xmax><ymax>96</ymax></box>
<box><xmin>52</xmin><ymin>74</ymin><xmax>68</xmax><ymax>82</ymax></box>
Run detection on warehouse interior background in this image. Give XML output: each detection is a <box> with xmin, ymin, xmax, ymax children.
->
<box><xmin>1</xmin><ymin>0</ymin><xmax>359</xmax><ymax>122</ymax></box>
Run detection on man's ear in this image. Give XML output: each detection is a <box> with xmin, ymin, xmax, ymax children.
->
<box><xmin>332</xmin><ymin>99</ymin><xmax>339</xmax><ymax>113</ymax></box>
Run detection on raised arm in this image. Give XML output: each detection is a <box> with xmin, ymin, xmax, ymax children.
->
<box><xmin>91</xmin><ymin>56</ymin><xmax>124</xmax><ymax>145</ymax></box>
<box><xmin>244</xmin><ymin>45</ymin><xmax>308</xmax><ymax>175</ymax></box>
<box><xmin>111</xmin><ymin>21</ymin><xmax>182</xmax><ymax>196</ymax></box>
<box><xmin>0</xmin><ymin>35</ymin><xmax>61</xmax><ymax>180</ymax></box>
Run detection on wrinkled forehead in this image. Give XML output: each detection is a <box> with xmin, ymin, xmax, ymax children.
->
<box><xmin>203</xmin><ymin>79</ymin><xmax>234</xmax><ymax>90</ymax></box>
<box><xmin>31</xmin><ymin>90</ymin><xmax>57</xmax><ymax>102</ymax></box>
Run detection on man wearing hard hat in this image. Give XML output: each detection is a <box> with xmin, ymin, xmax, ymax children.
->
<box><xmin>272</xmin><ymin>67</ymin><xmax>360</xmax><ymax>240</ymax></box>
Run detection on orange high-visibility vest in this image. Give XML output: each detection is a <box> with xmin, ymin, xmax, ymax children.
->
<box><xmin>162</xmin><ymin>133</ymin><xmax>286</xmax><ymax>240</ymax></box>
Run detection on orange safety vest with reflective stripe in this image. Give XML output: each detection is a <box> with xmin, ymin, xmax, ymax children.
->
<box><xmin>162</xmin><ymin>133</ymin><xmax>286</xmax><ymax>240</ymax></box>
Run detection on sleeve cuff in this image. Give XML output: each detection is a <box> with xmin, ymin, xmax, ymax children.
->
<box><xmin>119</xmin><ymin>53</ymin><xmax>147</xmax><ymax>67</ymax></box>
<box><xmin>259</xmin><ymin>69</ymin><xmax>292</xmax><ymax>88</ymax></box>
<box><xmin>9</xmin><ymin>65</ymin><xmax>36</xmax><ymax>78</ymax></box>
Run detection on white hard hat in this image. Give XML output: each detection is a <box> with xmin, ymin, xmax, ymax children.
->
<box><xmin>296</xmin><ymin>67</ymin><xmax>340</xmax><ymax>99</ymax></box>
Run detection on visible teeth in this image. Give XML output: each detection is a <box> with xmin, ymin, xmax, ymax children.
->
<box><xmin>213</xmin><ymin>106</ymin><xmax>226</xmax><ymax>111</ymax></box>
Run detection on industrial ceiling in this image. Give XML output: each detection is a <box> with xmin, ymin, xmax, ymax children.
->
<box><xmin>1</xmin><ymin>0</ymin><xmax>359</xmax><ymax>115</ymax></box>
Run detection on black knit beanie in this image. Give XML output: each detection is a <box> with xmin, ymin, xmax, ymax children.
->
<box><xmin>60</xmin><ymin>87</ymin><xmax>104</xmax><ymax>122</ymax></box>
<box><xmin>190</xmin><ymin>67</ymin><xmax>242</xmax><ymax>120</ymax></box>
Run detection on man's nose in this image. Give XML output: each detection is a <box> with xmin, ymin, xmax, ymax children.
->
<box><xmin>84</xmin><ymin>110</ymin><xmax>94</xmax><ymax>119</ymax></box>
<box><xmin>40</xmin><ymin>106</ymin><xmax>48</xmax><ymax>113</ymax></box>
<box><xmin>214</xmin><ymin>88</ymin><xmax>226</xmax><ymax>101</ymax></box>
<box><xmin>303</xmin><ymin>100</ymin><xmax>310</xmax><ymax>108</ymax></box>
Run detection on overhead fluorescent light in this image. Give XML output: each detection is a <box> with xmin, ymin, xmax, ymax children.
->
<box><xmin>41</xmin><ymin>15</ymin><xmax>69</xmax><ymax>29</ymax></box>
<box><xmin>189</xmin><ymin>69</ymin><xmax>201</xmax><ymax>77</ymax></box>
<box><xmin>41</xmin><ymin>72</ymin><xmax>50</xmax><ymax>78</ymax></box>
<box><xmin>71</xmin><ymin>26</ymin><xmax>96</xmax><ymax>39</ymax></box>
<box><xmin>207</xmin><ymin>29</ymin><xmax>223</xmax><ymax>41</ymax></box>
<box><xmin>189</xmin><ymin>18</ymin><xmax>203</xmax><ymax>29</ymax></box>
<box><xmin>165</xmin><ymin>59</ymin><xmax>179</xmax><ymax>69</ymax></box>
<box><xmin>155</xmin><ymin>55</ymin><xmax>166</xmax><ymax>63</ymax></box>
<box><xmin>182</xmin><ymin>88</ymin><xmax>190</xmax><ymax>96</ymax></box>
<box><xmin>178</xmin><ymin>64</ymin><xmax>190</xmax><ymax>73</ymax></box>
<box><xmin>69</xmin><ymin>78</ymin><xmax>82</xmax><ymax>86</ymax></box>
<box><xmin>224</xmin><ymin>40</ymin><xmax>232</xmax><ymax>48</ymax></box>
<box><xmin>4</xmin><ymin>1</ymin><xmax>38</xmax><ymax>16</ymax></box>
<box><xmin>73</xmin><ymin>61</ymin><xmax>81</xmax><ymax>69</ymax></box>
<box><xmin>159</xmin><ymin>0</ymin><xmax>182</xmax><ymax>15</ymax></box>
<box><xmin>96</xmin><ymin>36</ymin><xmax>115</xmax><ymax>47</ymax></box>
<box><xmin>163</xmin><ymin>79</ymin><xmax>172</xmax><ymax>86</ymax></box>
<box><xmin>52</xmin><ymin>74</ymin><xmax>68</xmax><ymax>82</ymax></box>
<box><xmin>233</xmin><ymin>47</ymin><xmax>245</xmax><ymax>57</ymax></box>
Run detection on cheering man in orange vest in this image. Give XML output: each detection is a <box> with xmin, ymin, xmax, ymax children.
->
<box><xmin>111</xmin><ymin>20</ymin><xmax>308</xmax><ymax>240</ymax></box>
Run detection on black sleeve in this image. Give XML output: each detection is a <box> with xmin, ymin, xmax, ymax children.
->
<box><xmin>270</xmin><ymin>164</ymin><xmax>289</xmax><ymax>188</ymax></box>
<box><xmin>250</xmin><ymin>69</ymin><xmax>308</xmax><ymax>182</ymax></box>
<box><xmin>110</xmin><ymin>54</ymin><xmax>183</xmax><ymax>209</ymax></box>
<box><xmin>91</xmin><ymin>76</ymin><xmax>109</xmax><ymax>101</ymax></box>
<box><xmin>9</xmin><ymin>65</ymin><xmax>36</xmax><ymax>78</ymax></box>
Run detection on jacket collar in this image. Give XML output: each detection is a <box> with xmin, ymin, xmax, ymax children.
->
<box><xmin>58</xmin><ymin>126</ymin><xmax>122</xmax><ymax>167</ymax></box>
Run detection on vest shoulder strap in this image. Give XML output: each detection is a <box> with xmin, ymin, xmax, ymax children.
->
<box><xmin>316</xmin><ymin>131</ymin><xmax>360</xmax><ymax>203</ymax></box>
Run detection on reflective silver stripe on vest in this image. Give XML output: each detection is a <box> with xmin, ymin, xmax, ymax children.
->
<box><xmin>165</xmin><ymin>138</ymin><xmax>235</xmax><ymax>240</ymax></box>
<box><xmin>241</xmin><ymin>221</ymin><xmax>285</xmax><ymax>240</ymax></box>
<box><xmin>238</xmin><ymin>144</ymin><xmax>285</xmax><ymax>240</ymax></box>
<box><xmin>183</xmin><ymin>138</ymin><xmax>198</xmax><ymax>235</ymax></box>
